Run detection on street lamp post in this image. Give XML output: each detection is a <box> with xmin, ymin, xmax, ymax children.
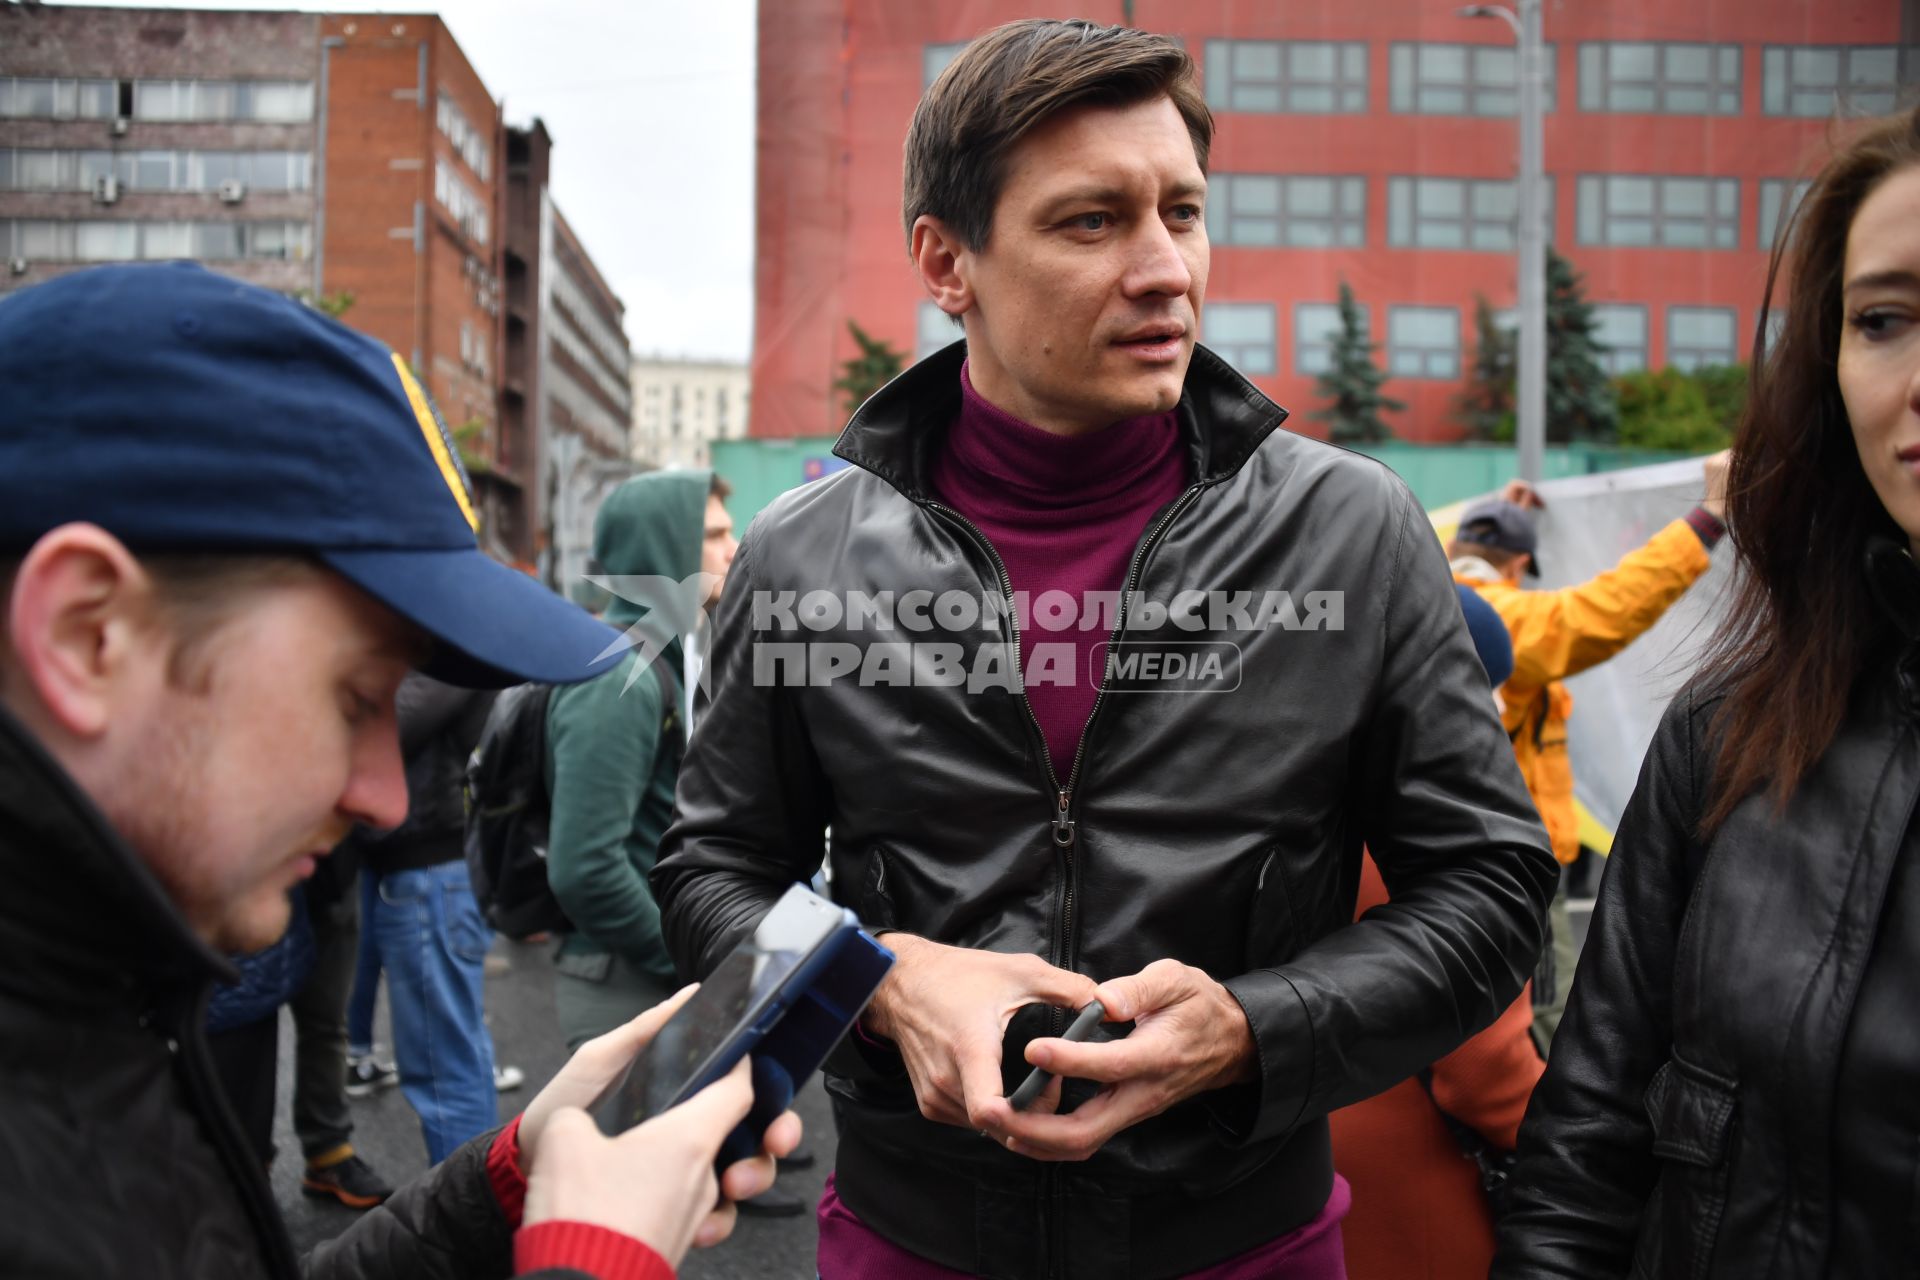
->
<box><xmin>1460</xmin><ymin>0</ymin><xmax>1546</xmax><ymax>484</ymax></box>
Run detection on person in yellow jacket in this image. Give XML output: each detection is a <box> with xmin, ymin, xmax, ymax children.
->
<box><xmin>1450</xmin><ymin>450</ymin><xmax>1729</xmax><ymax>1052</ymax></box>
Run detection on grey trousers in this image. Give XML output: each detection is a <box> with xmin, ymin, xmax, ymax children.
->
<box><xmin>553</xmin><ymin>949</ymin><xmax>678</xmax><ymax>1053</ymax></box>
<box><xmin>1530</xmin><ymin>884</ymin><xmax>1578</xmax><ymax>1058</ymax></box>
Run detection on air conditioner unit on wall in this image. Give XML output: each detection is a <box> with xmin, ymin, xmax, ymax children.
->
<box><xmin>111</xmin><ymin>116</ymin><xmax>129</xmax><ymax>136</ymax></box>
<box><xmin>92</xmin><ymin>174</ymin><xmax>120</xmax><ymax>204</ymax></box>
<box><xmin>7</xmin><ymin>258</ymin><xmax>27</xmax><ymax>277</ymax></box>
<box><xmin>217</xmin><ymin>179</ymin><xmax>246</xmax><ymax>204</ymax></box>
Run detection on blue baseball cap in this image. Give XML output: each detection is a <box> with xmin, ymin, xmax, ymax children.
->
<box><xmin>0</xmin><ymin>263</ymin><xmax>626</xmax><ymax>688</ymax></box>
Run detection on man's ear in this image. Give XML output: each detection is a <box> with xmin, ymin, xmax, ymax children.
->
<box><xmin>5</xmin><ymin>524</ymin><xmax>161</xmax><ymax>739</ymax></box>
<box><xmin>911</xmin><ymin>215</ymin><xmax>973</xmax><ymax>321</ymax></box>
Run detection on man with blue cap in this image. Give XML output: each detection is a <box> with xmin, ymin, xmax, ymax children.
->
<box><xmin>0</xmin><ymin>264</ymin><xmax>798</xmax><ymax>1279</ymax></box>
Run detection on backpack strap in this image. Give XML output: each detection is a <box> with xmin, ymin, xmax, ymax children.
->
<box><xmin>650</xmin><ymin>652</ymin><xmax>685</xmax><ymax>754</ymax></box>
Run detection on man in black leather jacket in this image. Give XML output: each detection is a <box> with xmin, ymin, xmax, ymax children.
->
<box><xmin>652</xmin><ymin>19</ymin><xmax>1556</xmax><ymax>1279</ymax></box>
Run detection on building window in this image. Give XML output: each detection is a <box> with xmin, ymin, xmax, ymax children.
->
<box><xmin>1203</xmin><ymin>40</ymin><xmax>1368</xmax><ymax>114</ymax></box>
<box><xmin>1206</xmin><ymin>174</ymin><xmax>1365</xmax><ymax>248</ymax></box>
<box><xmin>1577</xmin><ymin>175</ymin><xmax>1739</xmax><ymax>249</ymax></box>
<box><xmin>1667</xmin><ymin>306</ymin><xmax>1738</xmax><ymax>370</ymax></box>
<box><xmin>1757</xmin><ymin>179</ymin><xmax>1811</xmax><ymax>251</ymax></box>
<box><xmin>0</xmin><ymin>77</ymin><xmax>118</xmax><ymax>119</ymax></box>
<box><xmin>1204</xmin><ymin>303</ymin><xmax>1277</xmax><ymax>376</ymax></box>
<box><xmin>1589</xmin><ymin>304</ymin><xmax>1648</xmax><ymax>373</ymax></box>
<box><xmin>0</xmin><ymin>149</ymin><xmax>312</xmax><ymax>193</ymax></box>
<box><xmin>1763</xmin><ymin>46</ymin><xmax>1914</xmax><ymax>117</ymax></box>
<box><xmin>1390</xmin><ymin>42</ymin><xmax>1556</xmax><ymax>116</ymax></box>
<box><xmin>924</xmin><ymin>43</ymin><xmax>966</xmax><ymax>87</ymax></box>
<box><xmin>1295</xmin><ymin>301</ymin><xmax>1369</xmax><ymax>376</ymax></box>
<box><xmin>1387</xmin><ymin>306</ymin><xmax>1461</xmax><ymax>378</ymax></box>
<box><xmin>437</xmin><ymin>93</ymin><xmax>492</xmax><ymax>181</ymax></box>
<box><xmin>434</xmin><ymin>159</ymin><xmax>490</xmax><ymax>247</ymax></box>
<box><xmin>132</xmin><ymin>79</ymin><xmax>314</xmax><ymax>123</ymax></box>
<box><xmin>0</xmin><ymin>219</ymin><xmax>312</xmax><ymax>263</ymax></box>
<box><xmin>917</xmin><ymin>300</ymin><xmax>959</xmax><ymax>360</ymax></box>
<box><xmin>1387</xmin><ymin>177</ymin><xmax>1553</xmax><ymax>251</ymax></box>
<box><xmin>1577</xmin><ymin>43</ymin><xmax>1741</xmax><ymax>114</ymax></box>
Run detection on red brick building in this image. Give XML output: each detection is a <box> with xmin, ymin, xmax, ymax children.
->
<box><xmin>751</xmin><ymin>0</ymin><xmax>1919</xmax><ymax>441</ymax></box>
<box><xmin>0</xmin><ymin>4</ymin><xmax>630</xmax><ymax>573</ymax></box>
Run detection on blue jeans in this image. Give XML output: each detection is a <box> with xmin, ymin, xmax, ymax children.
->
<box><xmin>365</xmin><ymin>861</ymin><xmax>499</xmax><ymax>1164</ymax></box>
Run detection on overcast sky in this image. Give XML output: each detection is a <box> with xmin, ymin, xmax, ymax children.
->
<box><xmin>63</xmin><ymin>0</ymin><xmax>758</xmax><ymax>361</ymax></box>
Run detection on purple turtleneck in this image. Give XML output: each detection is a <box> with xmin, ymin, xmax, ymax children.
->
<box><xmin>930</xmin><ymin>362</ymin><xmax>1187</xmax><ymax>773</ymax></box>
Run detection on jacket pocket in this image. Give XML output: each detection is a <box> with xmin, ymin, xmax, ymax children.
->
<box><xmin>857</xmin><ymin>845</ymin><xmax>898</xmax><ymax>933</ymax></box>
<box><xmin>1630</xmin><ymin>1055</ymin><xmax>1739</xmax><ymax>1280</ymax></box>
<box><xmin>1242</xmin><ymin>847</ymin><xmax>1303</xmax><ymax>971</ymax></box>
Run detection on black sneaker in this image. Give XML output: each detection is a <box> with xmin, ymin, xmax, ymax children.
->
<box><xmin>344</xmin><ymin>1052</ymin><xmax>398</xmax><ymax>1099</ymax></box>
<box><xmin>301</xmin><ymin>1154</ymin><xmax>394</xmax><ymax>1209</ymax></box>
<box><xmin>777</xmin><ymin>1139</ymin><xmax>816</xmax><ymax>1171</ymax></box>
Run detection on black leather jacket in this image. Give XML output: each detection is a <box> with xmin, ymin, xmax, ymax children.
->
<box><xmin>1494</xmin><ymin>554</ymin><xmax>1920</xmax><ymax>1279</ymax></box>
<box><xmin>0</xmin><ymin>704</ymin><xmax>531</xmax><ymax>1279</ymax></box>
<box><xmin>654</xmin><ymin>344</ymin><xmax>1556</xmax><ymax>1279</ymax></box>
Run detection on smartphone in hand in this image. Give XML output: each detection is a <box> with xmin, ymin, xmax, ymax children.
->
<box><xmin>591</xmin><ymin>883</ymin><xmax>894</xmax><ymax>1166</ymax></box>
<box><xmin>1008</xmin><ymin>999</ymin><xmax>1107</xmax><ymax>1112</ymax></box>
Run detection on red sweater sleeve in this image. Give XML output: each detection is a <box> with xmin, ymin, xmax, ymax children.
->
<box><xmin>514</xmin><ymin>1221</ymin><xmax>674</xmax><ymax>1280</ymax></box>
<box><xmin>492</xmin><ymin>1116</ymin><xmax>677</xmax><ymax>1279</ymax></box>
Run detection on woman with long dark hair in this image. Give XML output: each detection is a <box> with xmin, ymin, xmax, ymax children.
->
<box><xmin>1493</xmin><ymin>103</ymin><xmax>1920</xmax><ymax>1278</ymax></box>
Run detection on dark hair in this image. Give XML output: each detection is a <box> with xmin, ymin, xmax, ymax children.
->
<box><xmin>1698</xmin><ymin>104</ymin><xmax>1920</xmax><ymax>834</ymax></box>
<box><xmin>901</xmin><ymin>19</ymin><xmax>1211</xmax><ymax>252</ymax></box>
<box><xmin>708</xmin><ymin>472</ymin><xmax>733</xmax><ymax>502</ymax></box>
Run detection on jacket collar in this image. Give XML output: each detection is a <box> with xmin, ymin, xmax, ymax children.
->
<box><xmin>832</xmin><ymin>340</ymin><xmax>1291</xmax><ymax>502</ymax></box>
<box><xmin>0</xmin><ymin>701</ymin><xmax>234</xmax><ymax>1014</ymax></box>
<box><xmin>1866</xmin><ymin>536</ymin><xmax>1920</xmax><ymax>644</ymax></box>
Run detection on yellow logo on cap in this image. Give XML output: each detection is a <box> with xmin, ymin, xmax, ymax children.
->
<box><xmin>391</xmin><ymin>353</ymin><xmax>479</xmax><ymax>533</ymax></box>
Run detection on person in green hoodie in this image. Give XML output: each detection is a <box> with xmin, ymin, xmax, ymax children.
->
<box><xmin>546</xmin><ymin>468</ymin><xmax>737</xmax><ymax>1050</ymax></box>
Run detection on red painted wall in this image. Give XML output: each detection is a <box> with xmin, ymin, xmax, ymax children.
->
<box><xmin>752</xmin><ymin>0</ymin><xmax>1907</xmax><ymax>441</ymax></box>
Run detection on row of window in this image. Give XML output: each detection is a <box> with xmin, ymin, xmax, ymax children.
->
<box><xmin>0</xmin><ymin>76</ymin><xmax>315</xmax><ymax>123</ymax></box>
<box><xmin>549</xmin><ymin>265</ymin><xmax>631</xmax><ymax>380</ymax></box>
<box><xmin>1212</xmin><ymin>40</ymin><xmax>1912</xmax><ymax>119</ymax></box>
<box><xmin>914</xmin><ymin>299</ymin><xmax>1742</xmax><ymax>380</ymax></box>
<box><xmin>0</xmin><ymin>218</ymin><xmax>312</xmax><ymax>262</ymax></box>
<box><xmin>435</xmin><ymin>93</ymin><xmax>491</xmax><ymax>182</ymax></box>
<box><xmin>433</xmin><ymin>159</ymin><xmax>489</xmax><ymax>248</ymax></box>
<box><xmin>1201</xmin><ymin>172</ymin><xmax>1807</xmax><ymax>253</ymax></box>
<box><xmin>925</xmin><ymin>41</ymin><xmax>1915</xmax><ymax>120</ymax></box>
<box><xmin>1206</xmin><ymin>301</ymin><xmax>1740</xmax><ymax>379</ymax></box>
<box><xmin>0</xmin><ymin>148</ymin><xmax>312</xmax><ymax>194</ymax></box>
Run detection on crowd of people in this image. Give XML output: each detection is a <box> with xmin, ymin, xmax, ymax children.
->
<box><xmin>0</xmin><ymin>15</ymin><xmax>1917</xmax><ymax>1280</ymax></box>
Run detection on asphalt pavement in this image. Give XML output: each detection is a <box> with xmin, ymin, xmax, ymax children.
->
<box><xmin>270</xmin><ymin>934</ymin><xmax>832</xmax><ymax>1278</ymax></box>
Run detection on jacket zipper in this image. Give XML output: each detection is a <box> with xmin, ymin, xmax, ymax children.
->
<box><xmin>931</xmin><ymin>484</ymin><xmax>1205</xmax><ymax>1280</ymax></box>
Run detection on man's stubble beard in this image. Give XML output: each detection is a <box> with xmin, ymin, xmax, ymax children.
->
<box><xmin>105</xmin><ymin>696</ymin><xmax>290</xmax><ymax>955</ymax></box>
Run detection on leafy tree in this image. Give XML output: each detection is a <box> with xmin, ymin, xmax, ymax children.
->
<box><xmin>1458</xmin><ymin>295</ymin><xmax>1516</xmax><ymax>442</ymax></box>
<box><xmin>292</xmin><ymin>288</ymin><xmax>356</xmax><ymax>318</ymax></box>
<box><xmin>832</xmin><ymin>321</ymin><xmax>907</xmax><ymax>418</ymax></box>
<box><xmin>1613</xmin><ymin>366</ymin><xmax>1744</xmax><ymax>452</ymax></box>
<box><xmin>1542</xmin><ymin>248</ymin><xmax>1616</xmax><ymax>443</ymax></box>
<box><xmin>1310</xmin><ymin>281</ymin><xmax>1403</xmax><ymax>444</ymax></box>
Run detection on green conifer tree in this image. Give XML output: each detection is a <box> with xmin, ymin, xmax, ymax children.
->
<box><xmin>831</xmin><ymin>321</ymin><xmax>907</xmax><ymax>418</ymax></box>
<box><xmin>1311</xmin><ymin>282</ymin><xmax>1403</xmax><ymax>444</ymax></box>
<box><xmin>1543</xmin><ymin>248</ymin><xmax>1617</xmax><ymax>443</ymax></box>
<box><xmin>1458</xmin><ymin>295</ymin><xmax>1516</xmax><ymax>441</ymax></box>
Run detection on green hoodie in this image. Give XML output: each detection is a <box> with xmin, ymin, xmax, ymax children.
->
<box><xmin>544</xmin><ymin>469</ymin><xmax>711</xmax><ymax>977</ymax></box>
